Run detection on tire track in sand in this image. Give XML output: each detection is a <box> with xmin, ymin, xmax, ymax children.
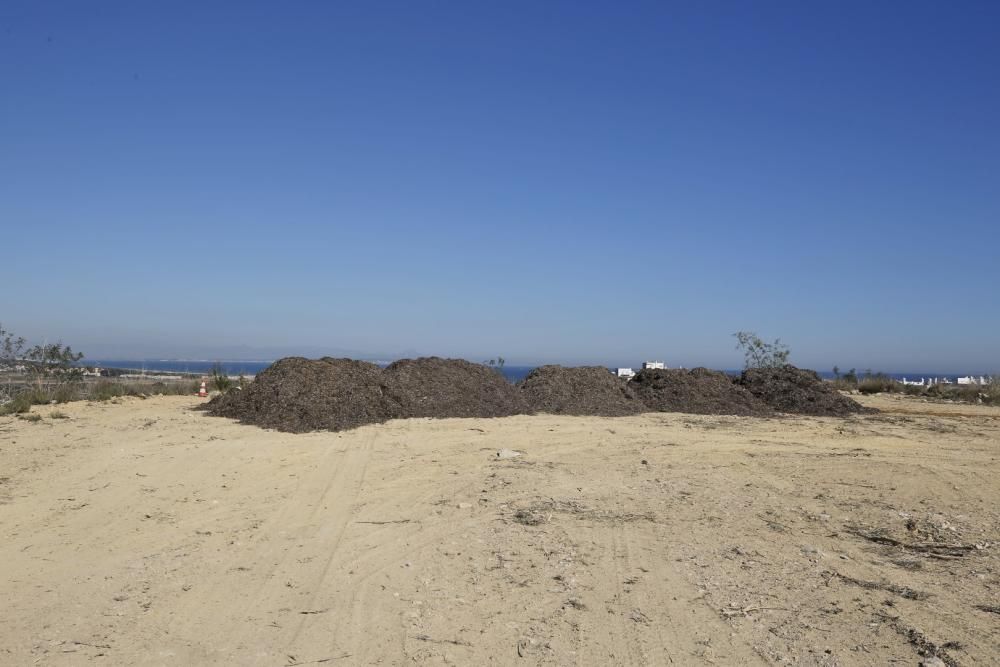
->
<box><xmin>166</xmin><ymin>427</ymin><xmax>377</xmax><ymax>664</ymax></box>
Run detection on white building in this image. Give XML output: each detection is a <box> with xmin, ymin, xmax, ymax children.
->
<box><xmin>642</xmin><ymin>361</ymin><xmax>665</xmax><ymax>370</ymax></box>
<box><xmin>957</xmin><ymin>376</ymin><xmax>988</xmax><ymax>386</ymax></box>
<box><xmin>616</xmin><ymin>368</ymin><xmax>635</xmax><ymax>379</ymax></box>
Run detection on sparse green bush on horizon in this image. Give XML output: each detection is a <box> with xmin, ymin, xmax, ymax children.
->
<box><xmin>846</xmin><ymin>375</ymin><xmax>1000</xmax><ymax>406</ymax></box>
<box><xmin>733</xmin><ymin>332</ymin><xmax>790</xmax><ymax>370</ymax></box>
<box><xmin>857</xmin><ymin>374</ymin><xmax>900</xmax><ymax>395</ymax></box>
<box><xmin>0</xmin><ymin>337</ymin><xmax>203</xmax><ymax>407</ymax></box>
<box><xmin>1</xmin><ymin>392</ymin><xmax>34</xmax><ymax>415</ymax></box>
<box><xmin>483</xmin><ymin>356</ymin><xmax>506</xmax><ymax>376</ymax></box>
<box><xmin>0</xmin><ymin>378</ymin><xmax>202</xmax><ymax>415</ymax></box>
<box><xmin>210</xmin><ymin>362</ymin><xmax>234</xmax><ymax>393</ymax></box>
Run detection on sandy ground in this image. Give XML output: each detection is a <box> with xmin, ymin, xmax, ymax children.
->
<box><xmin>1</xmin><ymin>395</ymin><xmax>998</xmax><ymax>666</ymax></box>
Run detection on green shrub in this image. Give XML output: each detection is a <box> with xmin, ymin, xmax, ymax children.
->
<box><xmin>857</xmin><ymin>374</ymin><xmax>900</xmax><ymax>394</ymax></box>
<box><xmin>1</xmin><ymin>393</ymin><xmax>34</xmax><ymax>415</ymax></box>
<box><xmin>89</xmin><ymin>381</ymin><xmax>127</xmax><ymax>401</ymax></box>
<box><xmin>985</xmin><ymin>376</ymin><xmax>1000</xmax><ymax>405</ymax></box>
<box><xmin>210</xmin><ymin>363</ymin><xmax>233</xmax><ymax>393</ymax></box>
<box><xmin>86</xmin><ymin>379</ymin><xmax>199</xmax><ymax>400</ymax></box>
<box><xmin>157</xmin><ymin>380</ymin><xmax>201</xmax><ymax>395</ymax></box>
<box><xmin>49</xmin><ymin>384</ymin><xmax>79</xmax><ymax>403</ymax></box>
<box><xmin>924</xmin><ymin>384</ymin><xmax>947</xmax><ymax>398</ymax></box>
<box><xmin>733</xmin><ymin>332</ymin><xmax>790</xmax><ymax>369</ymax></box>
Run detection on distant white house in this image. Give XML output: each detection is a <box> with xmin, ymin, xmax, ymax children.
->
<box><xmin>916</xmin><ymin>377</ymin><xmax>952</xmax><ymax>386</ymax></box>
<box><xmin>957</xmin><ymin>376</ymin><xmax>989</xmax><ymax>386</ymax></box>
<box><xmin>642</xmin><ymin>361</ymin><xmax>665</xmax><ymax>370</ymax></box>
<box><xmin>616</xmin><ymin>368</ymin><xmax>635</xmax><ymax>379</ymax></box>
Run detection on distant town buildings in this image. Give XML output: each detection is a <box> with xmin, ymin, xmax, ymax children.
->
<box><xmin>901</xmin><ymin>377</ymin><xmax>954</xmax><ymax>386</ymax></box>
<box><xmin>957</xmin><ymin>376</ymin><xmax>989</xmax><ymax>386</ymax></box>
<box><xmin>616</xmin><ymin>361</ymin><xmax>666</xmax><ymax>378</ymax></box>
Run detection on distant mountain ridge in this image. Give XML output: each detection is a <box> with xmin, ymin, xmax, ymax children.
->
<box><xmin>80</xmin><ymin>342</ymin><xmax>422</xmax><ymax>364</ymax></box>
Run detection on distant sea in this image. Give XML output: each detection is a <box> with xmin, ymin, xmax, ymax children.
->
<box><xmin>87</xmin><ymin>360</ymin><xmax>981</xmax><ymax>384</ymax></box>
<box><xmin>89</xmin><ymin>360</ymin><xmax>539</xmax><ymax>382</ymax></box>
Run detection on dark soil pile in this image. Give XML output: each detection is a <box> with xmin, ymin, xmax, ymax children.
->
<box><xmin>736</xmin><ymin>365</ymin><xmax>875</xmax><ymax>416</ymax></box>
<box><xmin>383</xmin><ymin>357</ymin><xmax>528</xmax><ymax>419</ymax></box>
<box><xmin>630</xmin><ymin>367</ymin><xmax>774</xmax><ymax>416</ymax></box>
<box><xmin>518</xmin><ymin>365</ymin><xmax>644</xmax><ymax>416</ymax></box>
<box><xmin>204</xmin><ymin>357</ymin><xmax>402</xmax><ymax>433</ymax></box>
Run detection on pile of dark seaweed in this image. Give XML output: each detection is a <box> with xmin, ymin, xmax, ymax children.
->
<box><xmin>205</xmin><ymin>358</ymin><xmax>871</xmax><ymax>432</ymax></box>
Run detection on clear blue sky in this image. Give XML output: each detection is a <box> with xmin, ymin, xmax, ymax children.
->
<box><xmin>2</xmin><ymin>1</ymin><xmax>997</xmax><ymax>372</ymax></box>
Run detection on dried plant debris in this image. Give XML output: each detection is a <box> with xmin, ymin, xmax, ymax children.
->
<box><xmin>736</xmin><ymin>365</ymin><xmax>875</xmax><ymax>416</ymax></box>
<box><xmin>825</xmin><ymin>570</ymin><xmax>930</xmax><ymax>600</ymax></box>
<box><xmin>845</xmin><ymin>523</ymin><xmax>985</xmax><ymax>559</ymax></box>
<box><xmin>875</xmin><ymin>612</ymin><xmax>964</xmax><ymax>667</ymax></box>
<box><xmin>518</xmin><ymin>365</ymin><xmax>644</xmax><ymax>416</ymax></box>
<box><xmin>384</xmin><ymin>357</ymin><xmax>528</xmax><ymax>419</ymax></box>
<box><xmin>630</xmin><ymin>367</ymin><xmax>774</xmax><ymax>416</ymax></box>
<box><xmin>509</xmin><ymin>499</ymin><xmax>655</xmax><ymax>525</ymax></box>
<box><xmin>204</xmin><ymin>357</ymin><xmax>402</xmax><ymax>433</ymax></box>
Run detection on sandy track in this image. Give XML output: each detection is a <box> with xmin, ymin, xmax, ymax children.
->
<box><xmin>1</xmin><ymin>395</ymin><xmax>998</xmax><ymax>665</ymax></box>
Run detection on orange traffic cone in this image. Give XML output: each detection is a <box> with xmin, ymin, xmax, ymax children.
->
<box><xmin>198</xmin><ymin>381</ymin><xmax>208</xmax><ymax>397</ymax></box>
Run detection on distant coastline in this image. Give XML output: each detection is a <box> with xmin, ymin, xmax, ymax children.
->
<box><xmin>84</xmin><ymin>360</ymin><xmax>989</xmax><ymax>385</ymax></box>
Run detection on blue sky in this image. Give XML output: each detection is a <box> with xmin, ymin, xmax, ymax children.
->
<box><xmin>2</xmin><ymin>1</ymin><xmax>997</xmax><ymax>372</ymax></box>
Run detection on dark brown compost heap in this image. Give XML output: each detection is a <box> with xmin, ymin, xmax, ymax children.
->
<box><xmin>383</xmin><ymin>357</ymin><xmax>528</xmax><ymax>419</ymax></box>
<box><xmin>630</xmin><ymin>367</ymin><xmax>774</xmax><ymax>416</ymax></box>
<box><xmin>736</xmin><ymin>365</ymin><xmax>875</xmax><ymax>416</ymax></box>
<box><xmin>204</xmin><ymin>357</ymin><xmax>402</xmax><ymax>433</ymax></box>
<box><xmin>518</xmin><ymin>365</ymin><xmax>644</xmax><ymax>416</ymax></box>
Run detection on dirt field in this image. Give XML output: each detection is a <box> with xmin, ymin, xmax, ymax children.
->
<box><xmin>1</xmin><ymin>395</ymin><xmax>997</xmax><ymax>665</ymax></box>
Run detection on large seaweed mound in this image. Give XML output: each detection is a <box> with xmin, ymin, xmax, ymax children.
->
<box><xmin>383</xmin><ymin>357</ymin><xmax>528</xmax><ymax>418</ymax></box>
<box><xmin>736</xmin><ymin>365</ymin><xmax>875</xmax><ymax>416</ymax></box>
<box><xmin>205</xmin><ymin>357</ymin><xmax>873</xmax><ymax>434</ymax></box>
<box><xmin>518</xmin><ymin>365</ymin><xmax>644</xmax><ymax>416</ymax></box>
<box><xmin>630</xmin><ymin>367</ymin><xmax>774</xmax><ymax>416</ymax></box>
<box><xmin>204</xmin><ymin>357</ymin><xmax>402</xmax><ymax>433</ymax></box>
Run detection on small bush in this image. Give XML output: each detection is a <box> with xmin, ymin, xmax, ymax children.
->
<box><xmin>18</xmin><ymin>413</ymin><xmax>42</xmax><ymax>422</ymax></box>
<box><xmin>0</xmin><ymin>378</ymin><xmax>207</xmax><ymax>413</ymax></box>
<box><xmin>86</xmin><ymin>379</ymin><xmax>199</xmax><ymax>400</ymax></box>
<box><xmin>733</xmin><ymin>331</ymin><xmax>790</xmax><ymax>369</ymax></box>
<box><xmin>145</xmin><ymin>380</ymin><xmax>199</xmax><ymax>396</ymax></box>
<box><xmin>210</xmin><ymin>363</ymin><xmax>233</xmax><ymax>393</ymax></box>
<box><xmin>924</xmin><ymin>384</ymin><xmax>947</xmax><ymax>398</ymax></box>
<box><xmin>857</xmin><ymin>374</ymin><xmax>900</xmax><ymax>395</ymax></box>
<box><xmin>162</xmin><ymin>380</ymin><xmax>201</xmax><ymax>395</ymax></box>
<box><xmin>89</xmin><ymin>381</ymin><xmax>127</xmax><ymax>401</ymax></box>
<box><xmin>1</xmin><ymin>393</ymin><xmax>34</xmax><ymax>415</ymax></box>
<box><xmin>50</xmin><ymin>410</ymin><xmax>69</xmax><ymax>419</ymax></box>
<box><xmin>49</xmin><ymin>384</ymin><xmax>79</xmax><ymax>403</ymax></box>
<box><xmin>985</xmin><ymin>376</ymin><xmax>1000</xmax><ymax>405</ymax></box>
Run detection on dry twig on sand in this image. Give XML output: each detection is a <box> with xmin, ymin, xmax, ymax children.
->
<box><xmin>826</xmin><ymin>570</ymin><xmax>930</xmax><ymax>600</ymax></box>
<box><xmin>414</xmin><ymin>634</ymin><xmax>472</xmax><ymax>647</ymax></box>
<box><xmin>285</xmin><ymin>653</ymin><xmax>351</xmax><ymax>666</ymax></box>
<box><xmin>721</xmin><ymin>605</ymin><xmax>790</xmax><ymax>617</ymax></box>
<box><xmin>845</xmin><ymin>525</ymin><xmax>980</xmax><ymax>558</ymax></box>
